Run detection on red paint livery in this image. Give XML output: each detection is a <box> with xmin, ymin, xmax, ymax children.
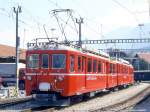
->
<box><xmin>25</xmin><ymin>40</ymin><xmax>134</xmax><ymax>102</ymax></box>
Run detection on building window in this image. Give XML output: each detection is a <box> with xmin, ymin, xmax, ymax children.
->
<box><xmin>27</xmin><ymin>54</ymin><xmax>39</xmax><ymax>69</ymax></box>
<box><xmin>70</xmin><ymin>55</ymin><xmax>75</xmax><ymax>72</ymax></box>
<box><xmin>98</xmin><ymin>61</ymin><xmax>102</xmax><ymax>73</ymax></box>
<box><xmin>87</xmin><ymin>58</ymin><xmax>92</xmax><ymax>72</ymax></box>
<box><xmin>42</xmin><ymin>54</ymin><xmax>49</xmax><ymax>68</ymax></box>
<box><xmin>93</xmin><ymin>60</ymin><xmax>97</xmax><ymax>73</ymax></box>
<box><xmin>78</xmin><ymin>56</ymin><xmax>81</xmax><ymax>72</ymax></box>
<box><xmin>52</xmin><ymin>54</ymin><xmax>66</xmax><ymax>69</ymax></box>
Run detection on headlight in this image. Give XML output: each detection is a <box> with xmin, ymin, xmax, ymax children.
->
<box><xmin>57</xmin><ymin>75</ymin><xmax>64</xmax><ymax>81</ymax></box>
<box><xmin>27</xmin><ymin>76</ymin><xmax>32</xmax><ymax>80</ymax></box>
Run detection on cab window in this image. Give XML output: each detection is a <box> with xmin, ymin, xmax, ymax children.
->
<box><xmin>52</xmin><ymin>54</ymin><xmax>66</xmax><ymax>69</ymax></box>
<box><xmin>27</xmin><ymin>54</ymin><xmax>39</xmax><ymax>69</ymax></box>
<box><xmin>42</xmin><ymin>54</ymin><xmax>49</xmax><ymax>68</ymax></box>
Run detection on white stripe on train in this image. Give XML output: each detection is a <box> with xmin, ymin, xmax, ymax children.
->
<box><xmin>26</xmin><ymin>73</ymin><xmax>120</xmax><ymax>76</ymax></box>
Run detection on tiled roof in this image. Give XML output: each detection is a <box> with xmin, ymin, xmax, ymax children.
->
<box><xmin>0</xmin><ymin>44</ymin><xmax>26</xmax><ymax>60</ymax></box>
<box><xmin>137</xmin><ymin>52</ymin><xmax>150</xmax><ymax>63</ymax></box>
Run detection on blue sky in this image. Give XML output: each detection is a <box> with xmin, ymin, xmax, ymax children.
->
<box><xmin>0</xmin><ymin>0</ymin><xmax>149</xmax><ymax>48</ymax></box>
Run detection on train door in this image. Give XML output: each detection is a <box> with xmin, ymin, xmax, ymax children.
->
<box><xmin>82</xmin><ymin>56</ymin><xmax>86</xmax><ymax>88</ymax></box>
<box><xmin>101</xmin><ymin>61</ymin><xmax>107</xmax><ymax>89</ymax></box>
<box><xmin>106</xmin><ymin>62</ymin><xmax>110</xmax><ymax>88</ymax></box>
<box><xmin>74</xmin><ymin>55</ymin><xmax>86</xmax><ymax>92</ymax></box>
<box><xmin>85</xmin><ymin>58</ymin><xmax>92</xmax><ymax>89</ymax></box>
<box><xmin>116</xmin><ymin>63</ymin><xmax>120</xmax><ymax>86</ymax></box>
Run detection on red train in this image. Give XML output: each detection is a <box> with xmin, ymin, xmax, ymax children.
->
<box><xmin>25</xmin><ymin>38</ymin><xmax>134</xmax><ymax>105</ymax></box>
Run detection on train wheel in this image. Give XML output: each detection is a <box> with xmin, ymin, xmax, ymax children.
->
<box><xmin>113</xmin><ymin>87</ymin><xmax>119</xmax><ymax>92</ymax></box>
<box><xmin>70</xmin><ymin>95</ymin><xmax>83</xmax><ymax>104</ymax></box>
<box><xmin>83</xmin><ymin>92</ymin><xmax>95</xmax><ymax>100</ymax></box>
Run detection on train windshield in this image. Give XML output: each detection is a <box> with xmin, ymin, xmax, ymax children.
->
<box><xmin>52</xmin><ymin>54</ymin><xmax>66</xmax><ymax>69</ymax></box>
<box><xmin>27</xmin><ymin>54</ymin><xmax>39</xmax><ymax>69</ymax></box>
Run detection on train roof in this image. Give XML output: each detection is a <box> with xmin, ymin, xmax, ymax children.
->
<box><xmin>27</xmin><ymin>38</ymin><xmax>132</xmax><ymax>66</ymax></box>
<box><xmin>27</xmin><ymin>39</ymin><xmax>110</xmax><ymax>58</ymax></box>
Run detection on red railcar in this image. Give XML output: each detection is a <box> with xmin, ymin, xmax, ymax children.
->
<box><xmin>25</xmin><ymin>39</ymin><xmax>134</xmax><ymax>105</ymax></box>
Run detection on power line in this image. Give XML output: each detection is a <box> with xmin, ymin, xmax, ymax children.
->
<box><xmin>112</xmin><ymin>0</ymin><xmax>139</xmax><ymax>23</ymax></box>
<box><xmin>47</xmin><ymin>0</ymin><xmax>62</xmax><ymax>9</ymax></box>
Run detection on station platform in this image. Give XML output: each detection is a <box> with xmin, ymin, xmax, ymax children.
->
<box><xmin>54</xmin><ymin>83</ymin><xmax>150</xmax><ymax>112</ymax></box>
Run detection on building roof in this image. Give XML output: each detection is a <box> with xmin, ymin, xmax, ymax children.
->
<box><xmin>0</xmin><ymin>44</ymin><xmax>26</xmax><ymax>60</ymax></box>
<box><xmin>136</xmin><ymin>52</ymin><xmax>150</xmax><ymax>63</ymax></box>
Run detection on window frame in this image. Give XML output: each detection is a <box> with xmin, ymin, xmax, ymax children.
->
<box><xmin>41</xmin><ymin>54</ymin><xmax>49</xmax><ymax>69</ymax></box>
<box><xmin>87</xmin><ymin>58</ymin><xmax>92</xmax><ymax>73</ymax></box>
<box><xmin>110</xmin><ymin>63</ymin><xmax>113</xmax><ymax>73</ymax></box>
<box><xmin>70</xmin><ymin>55</ymin><xmax>75</xmax><ymax>72</ymax></box>
<box><xmin>82</xmin><ymin>56</ymin><xmax>85</xmax><ymax>72</ymax></box>
<box><xmin>78</xmin><ymin>56</ymin><xmax>82</xmax><ymax>72</ymax></box>
<box><xmin>98</xmin><ymin>61</ymin><xmax>102</xmax><ymax>73</ymax></box>
<box><xmin>27</xmin><ymin>54</ymin><xmax>39</xmax><ymax>69</ymax></box>
<box><xmin>93</xmin><ymin>60</ymin><xmax>97</xmax><ymax>73</ymax></box>
<box><xmin>52</xmin><ymin>54</ymin><xmax>66</xmax><ymax>69</ymax></box>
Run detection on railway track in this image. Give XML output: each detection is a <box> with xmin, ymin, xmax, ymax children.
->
<box><xmin>50</xmin><ymin>83</ymin><xmax>150</xmax><ymax>112</ymax></box>
<box><xmin>1</xmin><ymin>83</ymin><xmax>150</xmax><ymax>112</ymax></box>
<box><xmin>0</xmin><ymin>96</ymin><xmax>32</xmax><ymax>108</ymax></box>
<box><xmin>90</xmin><ymin>83</ymin><xmax>150</xmax><ymax>112</ymax></box>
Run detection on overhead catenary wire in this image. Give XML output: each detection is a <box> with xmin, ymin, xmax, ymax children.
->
<box><xmin>48</xmin><ymin>0</ymin><xmax>103</xmax><ymax>38</ymax></box>
<box><xmin>112</xmin><ymin>0</ymin><xmax>139</xmax><ymax>24</ymax></box>
<box><xmin>48</xmin><ymin>0</ymin><xmax>109</xmax><ymax>41</ymax></box>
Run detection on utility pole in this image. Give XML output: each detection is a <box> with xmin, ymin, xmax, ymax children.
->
<box><xmin>13</xmin><ymin>6</ymin><xmax>21</xmax><ymax>96</ymax></box>
<box><xmin>76</xmin><ymin>17</ymin><xmax>83</xmax><ymax>47</ymax></box>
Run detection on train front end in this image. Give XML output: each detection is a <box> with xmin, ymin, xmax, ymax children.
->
<box><xmin>25</xmin><ymin>43</ymin><xmax>72</xmax><ymax>105</ymax></box>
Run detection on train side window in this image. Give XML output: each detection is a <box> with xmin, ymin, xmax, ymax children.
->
<box><xmin>103</xmin><ymin>62</ymin><xmax>106</xmax><ymax>73</ymax></box>
<box><xmin>78</xmin><ymin>56</ymin><xmax>81</xmax><ymax>72</ymax></box>
<box><xmin>120</xmin><ymin>66</ymin><xmax>122</xmax><ymax>74</ymax></box>
<box><xmin>82</xmin><ymin>57</ymin><xmax>85</xmax><ymax>72</ymax></box>
<box><xmin>123</xmin><ymin>67</ymin><xmax>125</xmax><ymax>74</ymax></box>
<box><xmin>110</xmin><ymin>63</ymin><xmax>113</xmax><ymax>73</ymax></box>
<box><xmin>113</xmin><ymin>64</ymin><xmax>116</xmax><ymax>73</ymax></box>
<box><xmin>87</xmin><ymin>58</ymin><xmax>92</xmax><ymax>72</ymax></box>
<box><xmin>126</xmin><ymin>67</ymin><xmax>127</xmax><ymax>73</ymax></box>
<box><xmin>98</xmin><ymin>61</ymin><xmax>101</xmax><ymax>73</ymax></box>
<box><xmin>117</xmin><ymin>65</ymin><xmax>119</xmax><ymax>73</ymax></box>
<box><xmin>124</xmin><ymin>67</ymin><xmax>126</xmax><ymax>74</ymax></box>
<box><xmin>93</xmin><ymin>60</ymin><xmax>97</xmax><ymax>73</ymax></box>
<box><xmin>70</xmin><ymin>55</ymin><xmax>75</xmax><ymax>72</ymax></box>
<box><xmin>42</xmin><ymin>54</ymin><xmax>49</xmax><ymax>68</ymax></box>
